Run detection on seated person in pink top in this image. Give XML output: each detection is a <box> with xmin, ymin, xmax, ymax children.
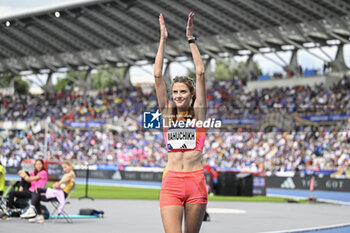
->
<box><xmin>7</xmin><ymin>159</ymin><xmax>48</xmax><ymax>210</ymax></box>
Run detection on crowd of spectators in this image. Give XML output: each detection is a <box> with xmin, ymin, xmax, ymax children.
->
<box><xmin>0</xmin><ymin>129</ymin><xmax>167</xmax><ymax>169</ymax></box>
<box><xmin>1</xmin><ymin>75</ymin><xmax>349</xmax><ymax>122</ymax></box>
<box><xmin>204</xmin><ymin>128</ymin><xmax>350</xmax><ymax>173</ymax></box>
<box><xmin>0</xmin><ymin>75</ymin><xmax>349</xmax><ymax>172</ymax></box>
<box><xmin>207</xmin><ymin>75</ymin><xmax>350</xmax><ymax>118</ymax></box>
<box><xmin>0</xmin><ymin>126</ymin><xmax>349</xmax><ymax>173</ymax></box>
<box><xmin>0</xmin><ymin>86</ymin><xmax>151</xmax><ymax>123</ymax></box>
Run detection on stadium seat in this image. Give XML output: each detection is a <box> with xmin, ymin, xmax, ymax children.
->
<box><xmin>304</xmin><ymin>69</ymin><xmax>315</xmax><ymax>77</ymax></box>
<box><xmin>258</xmin><ymin>75</ymin><xmax>270</xmax><ymax>81</ymax></box>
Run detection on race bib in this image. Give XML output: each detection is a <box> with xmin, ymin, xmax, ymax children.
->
<box><xmin>167</xmin><ymin>127</ymin><xmax>196</xmax><ymax>150</ymax></box>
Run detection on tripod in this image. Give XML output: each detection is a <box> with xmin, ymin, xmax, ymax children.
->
<box><xmin>79</xmin><ymin>163</ymin><xmax>94</xmax><ymax>201</ymax></box>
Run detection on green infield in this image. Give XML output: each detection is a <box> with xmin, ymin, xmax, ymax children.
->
<box><xmin>3</xmin><ymin>183</ymin><xmax>307</xmax><ymax>203</ymax></box>
<box><xmin>72</xmin><ymin>184</ymin><xmax>161</xmax><ymax>200</ymax></box>
<box><xmin>69</xmin><ymin>183</ymin><xmax>307</xmax><ymax>203</ymax></box>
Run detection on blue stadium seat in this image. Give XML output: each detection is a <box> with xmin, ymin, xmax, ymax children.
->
<box><xmin>258</xmin><ymin>75</ymin><xmax>270</xmax><ymax>81</ymax></box>
<box><xmin>304</xmin><ymin>69</ymin><xmax>315</xmax><ymax>77</ymax></box>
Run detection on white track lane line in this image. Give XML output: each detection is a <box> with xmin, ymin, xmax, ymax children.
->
<box><xmin>207</xmin><ymin>208</ymin><xmax>246</xmax><ymax>214</ymax></box>
<box><xmin>260</xmin><ymin>222</ymin><xmax>350</xmax><ymax>233</ymax></box>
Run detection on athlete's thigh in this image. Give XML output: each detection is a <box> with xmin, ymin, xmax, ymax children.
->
<box><xmin>183</xmin><ymin>203</ymin><xmax>207</xmax><ymax>233</ymax></box>
<box><xmin>161</xmin><ymin>205</ymin><xmax>183</xmax><ymax>233</ymax></box>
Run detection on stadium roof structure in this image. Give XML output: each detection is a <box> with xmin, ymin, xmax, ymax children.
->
<box><xmin>0</xmin><ymin>0</ymin><xmax>349</xmax><ymax>78</ymax></box>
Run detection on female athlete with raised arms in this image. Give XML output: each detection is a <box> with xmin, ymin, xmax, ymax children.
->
<box><xmin>154</xmin><ymin>12</ymin><xmax>208</xmax><ymax>233</ymax></box>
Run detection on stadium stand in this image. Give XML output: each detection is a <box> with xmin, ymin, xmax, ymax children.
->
<box><xmin>1</xmin><ymin>74</ymin><xmax>349</xmax><ymax>122</ymax></box>
<box><xmin>0</xmin><ymin>0</ymin><xmax>349</xmax><ymax>176</ymax></box>
<box><xmin>0</xmin><ymin>74</ymin><xmax>349</xmax><ymax>173</ymax></box>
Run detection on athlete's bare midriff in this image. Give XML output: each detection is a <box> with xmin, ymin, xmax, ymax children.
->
<box><xmin>165</xmin><ymin>150</ymin><xmax>203</xmax><ymax>171</ymax></box>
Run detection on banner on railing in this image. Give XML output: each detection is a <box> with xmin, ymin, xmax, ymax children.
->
<box><xmin>0</xmin><ymin>121</ymin><xmax>29</xmax><ymax>130</ymax></box>
<box><xmin>219</xmin><ymin>113</ymin><xmax>349</xmax><ymax>126</ymax></box>
<box><xmin>64</xmin><ymin>121</ymin><xmax>106</xmax><ymax>128</ymax></box>
<box><xmin>300</xmin><ymin>114</ymin><xmax>350</xmax><ymax>122</ymax></box>
<box><xmin>267</xmin><ymin>175</ymin><xmax>350</xmax><ymax>192</ymax></box>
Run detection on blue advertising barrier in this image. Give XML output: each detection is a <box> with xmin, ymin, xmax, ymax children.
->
<box><xmin>219</xmin><ymin>113</ymin><xmax>349</xmax><ymax>125</ymax></box>
<box><xmin>61</xmin><ymin>114</ymin><xmax>348</xmax><ymax>129</ymax></box>
<box><xmin>65</xmin><ymin>121</ymin><xmax>106</xmax><ymax>128</ymax></box>
<box><xmin>300</xmin><ymin>113</ymin><xmax>350</xmax><ymax>122</ymax></box>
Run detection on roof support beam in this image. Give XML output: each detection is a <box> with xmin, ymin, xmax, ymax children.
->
<box><xmin>328</xmin><ymin>31</ymin><xmax>350</xmax><ymax>45</ymax></box>
<box><xmin>0</xmin><ymin>0</ymin><xmax>349</xmax><ymax>76</ymax></box>
<box><xmin>112</xmin><ymin>48</ymin><xmax>152</xmax><ymax>76</ymax></box>
<box><xmin>284</xmin><ymin>38</ymin><xmax>329</xmax><ymax>62</ymax></box>
<box><xmin>33</xmin><ymin>74</ymin><xmax>45</xmax><ymax>86</ymax></box>
<box><xmin>136</xmin><ymin>1</ymin><xmax>187</xmax><ymax>39</ymax></box>
<box><xmin>291</xmin><ymin>0</ymin><xmax>338</xmax><ymax>19</ymax></box>
<box><xmin>25</xmin><ymin>23</ymin><xmax>72</xmax><ymax>53</ymax></box>
<box><xmin>0</xmin><ymin>29</ymin><xmax>61</xmax><ymax>71</ymax></box>
<box><xmin>82</xmin><ymin>7</ymin><xmax>152</xmax><ymax>44</ymax></box>
<box><xmin>213</xmin><ymin>0</ymin><xmax>271</xmax><ymax>28</ymax></box>
<box><xmin>329</xmin><ymin>44</ymin><xmax>350</xmax><ymax>72</ymax></box>
<box><xmin>102</xmin><ymin>69</ymin><xmax>122</xmax><ymax>84</ymax></box>
<box><xmin>318</xmin><ymin>0</ymin><xmax>349</xmax><ymax>15</ymax></box>
<box><xmin>157</xmin><ymin>0</ymin><xmax>223</xmax><ymax>34</ymax></box>
<box><xmin>0</xmin><ymin>43</ymin><xmax>17</xmax><ymax>58</ymax></box>
<box><xmin>65</xmin><ymin>72</ymin><xmax>82</xmax><ymax>87</ymax></box>
<box><xmin>0</xmin><ymin>29</ymin><xmax>60</xmax><ymax>71</ymax></box>
<box><xmin>32</xmin><ymin>16</ymin><xmax>87</xmax><ymax>51</ymax></box>
<box><xmin>122</xmin><ymin>65</ymin><xmax>132</xmax><ymax>88</ymax></box>
<box><xmin>0</xmin><ymin>33</ymin><xmax>34</xmax><ymax>57</ymax></box>
<box><xmin>236</xmin><ymin>0</ymin><xmax>293</xmax><ymax>26</ymax></box>
<box><xmin>98</xmin><ymin>4</ymin><xmax>159</xmax><ymax>40</ymax></box>
<box><xmin>5</xmin><ymin>24</ymin><xmax>54</xmax><ymax>54</ymax></box>
<box><xmin>267</xmin><ymin>0</ymin><xmax>315</xmax><ymax>22</ymax></box>
<box><xmin>244</xmin><ymin>55</ymin><xmax>257</xmax><ymax>81</ymax></box>
<box><xmin>77</xmin><ymin>10</ymin><xmax>132</xmax><ymax>47</ymax></box>
<box><xmin>184</xmin><ymin>0</ymin><xmax>250</xmax><ymax>31</ymax></box>
<box><xmin>51</xmin><ymin>12</ymin><xmax>111</xmax><ymax>49</ymax></box>
<box><xmin>283</xmin><ymin>50</ymin><xmax>301</xmax><ymax>76</ymax></box>
<box><xmin>318</xmin><ymin>47</ymin><xmax>334</xmax><ymax>61</ymax></box>
<box><xmin>84</xmin><ymin>68</ymin><xmax>92</xmax><ymax>91</ymax></box>
<box><xmin>274</xmin><ymin>52</ymin><xmax>288</xmax><ymax>66</ymax></box>
<box><xmin>42</xmin><ymin>71</ymin><xmax>54</xmax><ymax>93</ymax></box>
<box><xmin>243</xmin><ymin>43</ymin><xmax>284</xmax><ymax>67</ymax></box>
<box><xmin>2</xmin><ymin>60</ymin><xmax>20</xmax><ymax>75</ymax></box>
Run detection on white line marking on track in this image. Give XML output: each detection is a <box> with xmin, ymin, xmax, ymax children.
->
<box><xmin>267</xmin><ymin>194</ymin><xmax>350</xmax><ymax>206</ymax></box>
<box><xmin>259</xmin><ymin>222</ymin><xmax>350</xmax><ymax>233</ymax></box>
<box><xmin>207</xmin><ymin>208</ymin><xmax>246</xmax><ymax>214</ymax></box>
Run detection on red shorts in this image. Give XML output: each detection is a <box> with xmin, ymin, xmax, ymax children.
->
<box><xmin>160</xmin><ymin>169</ymin><xmax>208</xmax><ymax>208</ymax></box>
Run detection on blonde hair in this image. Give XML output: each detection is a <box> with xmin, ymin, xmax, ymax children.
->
<box><xmin>62</xmin><ymin>161</ymin><xmax>72</xmax><ymax>166</ymax></box>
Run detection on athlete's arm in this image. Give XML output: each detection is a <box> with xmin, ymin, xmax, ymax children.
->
<box><xmin>187</xmin><ymin>12</ymin><xmax>207</xmax><ymax>109</ymax></box>
<box><xmin>187</xmin><ymin>12</ymin><xmax>207</xmax><ymax>122</ymax></box>
<box><xmin>23</xmin><ymin>175</ymin><xmax>41</xmax><ymax>182</ymax></box>
<box><xmin>154</xmin><ymin>13</ymin><xmax>171</xmax><ymax>110</ymax></box>
<box><xmin>18</xmin><ymin>170</ymin><xmax>40</xmax><ymax>182</ymax></box>
<box><xmin>52</xmin><ymin>172</ymin><xmax>73</xmax><ymax>189</ymax></box>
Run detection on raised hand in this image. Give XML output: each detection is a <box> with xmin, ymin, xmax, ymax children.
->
<box><xmin>159</xmin><ymin>13</ymin><xmax>168</xmax><ymax>40</ymax></box>
<box><xmin>186</xmin><ymin>12</ymin><xmax>195</xmax><ymax>40</ymax></box>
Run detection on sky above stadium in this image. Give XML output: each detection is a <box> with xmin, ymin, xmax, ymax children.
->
<box><xmin>0</xmin><ymin>0</ymin><xmax>349</xmax><ymax>86</ymax></box>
